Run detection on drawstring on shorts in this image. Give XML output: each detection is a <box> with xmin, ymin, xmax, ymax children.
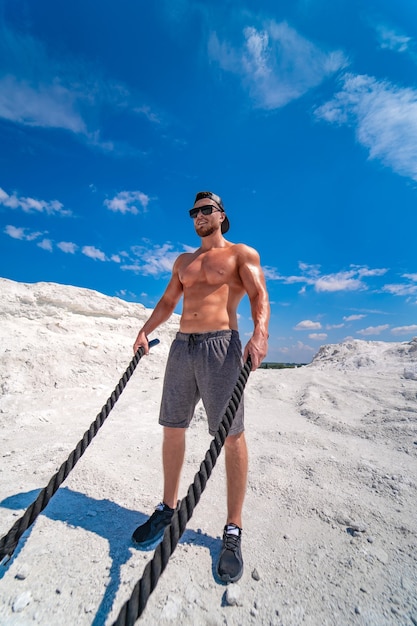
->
<box><xmin>188</xmin><ymin>334</ymin><xmax>196</xmax><ymax>353</ymax></box>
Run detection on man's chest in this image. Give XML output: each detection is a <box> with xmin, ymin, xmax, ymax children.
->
<box><xmin>180</xmin><ymin>251</ymin><xmax>239</xmax><ymax>287</ymax></box>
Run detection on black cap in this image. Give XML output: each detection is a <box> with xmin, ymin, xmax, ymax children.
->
<box><xmin>194</xmin><ymin>191</ymin><xmax>230</xmax><ymax>234</ymax></box>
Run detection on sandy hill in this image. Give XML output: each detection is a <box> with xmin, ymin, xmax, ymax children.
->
<box><xmin>0</xmin><ymin>278</ymin><xmax>416</xmax><ymax>625</ymax></box>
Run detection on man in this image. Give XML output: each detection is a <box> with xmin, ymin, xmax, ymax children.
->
<box><xmin>132</xmin><ymin>190</ymin><xmax>270</xmax><ymax>583</ymax></box>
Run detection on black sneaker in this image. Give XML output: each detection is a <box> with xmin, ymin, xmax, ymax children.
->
<box><xmin>132</xmin><ymin>502</ymin><xmax>174</xmax><ymax>550</ymax></box>
<box><xmin>216</xmin><ymin>523</ymin><xmax>243</xmax><ymax>583</ymax></box>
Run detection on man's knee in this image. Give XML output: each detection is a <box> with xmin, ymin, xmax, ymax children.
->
<box><xmin>163</xmin><ymin>426</ymin><xmax>186</xmax><ymax>443</ymax></box>
<box><xmin>225</xmin><ymin>431</ymin><xmax>246</xmax><ymax>450</ymax></box>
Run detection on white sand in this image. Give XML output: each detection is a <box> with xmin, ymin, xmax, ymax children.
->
<box><xmin>0</xmin><ymin>277</ymin><xmax>416</xmax><ymax>626</ymax></box>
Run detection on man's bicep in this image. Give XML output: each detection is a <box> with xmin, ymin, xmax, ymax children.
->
<box><xmin>238</xmin><ymin>248</ymin><xmax>267</xmax><ymax>298</ymax></box>
<box><xmin>161</xmin><ymin>266</ymin><xmax>183</xmax><ymax>306</ymax></box>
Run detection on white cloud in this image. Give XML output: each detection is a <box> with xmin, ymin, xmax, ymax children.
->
<box><xmin>276</xmin><ymin>341</ymin><xmax>315</xmax><ymax>362</ymax></box>
<box><xmin>299</xmin><ymin>262</ymin><xmax>321</xmax><ymax>274</ymax></box>
<box><xmin>272</xmin><ymin>263</ymin><xmax>388</xmax><ymax>293</ymax></box>
<box><xmin>0</xmin><ymin>26</ymin><xmax>90</xmax><ymax>133</ymax></box>
<box><xmin>309</xmin><ymin>333</ymin><xmax>327</xmax><ymax>340</ymax></box>
<box><xmin>37</xmin><ymin>238</ymin><xmax>53</xmax><ymax>251</ymax></box>
<box><xmin>116</xmin><ymin>288</ymin><xmax>140</xmax><ymax>301</ymax></box>
<box><xmin>382</xmin><ymin>273</ymin><xmax>417</xmax><ymax>297</ymax></box>
<box><xmin>104</xmin><ymin>191</ymin><xmax>150</xmax><ymax>215</ymax></box>
<box><xmin>391</xmin><ymin>325</ymin><xmax>417</xmax><ymax>335</ymax></box>
<box><xmin>343</xmin><ymin>314</ymin><xmax>366</xmax><ymax>322</ymax></box>
<box><xmin>313</xmin><ymin>267</ymin><xmax>387</xmax><ymax>293</ymax></box>
<box><xmin>315</xmin><ymin>73</ymin><xmax>417</xmax><ymax>182</ymax></box>
<box><xmin>82</xmin><ymin>246</ymin><xmax>107</xmax><ymax>261</ymax></box>
<box><xmin>183</xmin><ymin>244</ymin><xmax>197</xmax><ymax>253</ymax></box>
<box><xmin>209</xmin><ymin>21</ymin><xmax>347</xmax><ymax>109</ymax></box>
<box><xmin>4</xmin><ymin>225</ymin><xmax>26</xmax><ymax>240</ymax></box>
<box><xmin>273</xmin><ymin>273</ymin><xmax>307</xmax><ymax>285</ymax></box>
<box><xmin>296</xmin><ymin>341</ymin><xmax>316</xmax><ymax>354</ymax></box>
<box><xmin>357</xmin><ymin>267</ymin><xmax>388</xmax><ymax>278</ymax></box>
<box><xmin>0</xmin><ymin>75</ymin><xmax>86</xmax><ymax>133</ymax></box>
<box><xmin>4</xmin><ymin>224</ymin><xmax>43</xmax><ymax>241</ymax></box>
<box><xmin>263</xmin><ymin>266</ymin><xmax>287</xmax><ymax>280</ymax></box>
<box><xmin>375</xmin><ymin>24</ymin><xmax>412</xmax><ymax>53</ymax></box>
<box><xmin>315</xmin><ymin>272</ymin><xmax>363</xmax><ymax>293</ymax></box>
<box><xmin>0</xmin><ymin>24</ymin><xmax>150</xmax><ymax>151</ymax></box>
<box><xmin>294</xmin><ymin>320</ymin><xmax>322</xmax><ymax>331</ymax></box>
<box><xmin>383</xmin><ymin>283</ymin><xmax>417</xmax><ymax>296</ymax></box>
<box><xmin>134</xmin><ymin>105</ymin><xmax>162</xmax><ymax>124</ymax></box>
<box><xmin>357</xmin><ymin>324</ymin><xmax>390</xmax><ymax>336</ymax></box>
<box><xmin>0</xmin><ymin>186</ymin><xmax>70</xmax><ymax>216</ymax></box>
<box><xmin>57</xmin><ymin>241</ymin><xmax>78</xmax><ymax>254</ymax></box>
<box><xmin>122</xmin><ymin>242</ymin><xmax>187</xmax><ymax>276</ymax></box>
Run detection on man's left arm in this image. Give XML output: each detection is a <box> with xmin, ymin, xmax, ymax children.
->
<box><xmin>238</xmin><ymin>245</ymin><xmax>270</xmax><ymax>370</ymax></box>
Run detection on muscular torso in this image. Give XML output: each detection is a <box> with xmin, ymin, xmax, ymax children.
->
<box><xmin>177</xmin><ymin>243</ymin><xmax>246</xmax><ymax>333</ymax></box>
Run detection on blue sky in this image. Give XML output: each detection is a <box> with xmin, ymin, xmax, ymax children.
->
<box><xmin>1</xmin><ymin>0</ymin><xmax>417</xmax><ymax>363</ymax></box>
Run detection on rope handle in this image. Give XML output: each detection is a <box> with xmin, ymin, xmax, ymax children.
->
<box><xmin>136</xmin><ymin>338</ymin><xmax>159</xmax><ymax>356</ymax></box>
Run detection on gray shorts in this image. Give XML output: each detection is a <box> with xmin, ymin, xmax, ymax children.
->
<box><xmin>159</xmin><ymin>330</ymin><xmax>244</xmax><ymax>436</ymax></box>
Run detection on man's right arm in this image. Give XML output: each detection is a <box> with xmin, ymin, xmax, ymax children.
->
<box><xmin>237</xmin><ymin>245</ymin><xmax>270</xmax><ymax>370</ymax></box>
<box><xmin>133</xmin><ymin>257</ymin><xmax>183</xmax><ymax>354</ymax></box>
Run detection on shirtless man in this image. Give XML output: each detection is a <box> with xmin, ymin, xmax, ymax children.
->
<box><xmin>132</xmin><ymin>191</ymin><xmax>270</xmax><ymax>583</ymax></box>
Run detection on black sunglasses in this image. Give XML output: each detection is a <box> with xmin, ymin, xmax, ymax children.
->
<box><xmin>189</xmin><ymin>205</ymin><xmax>223</xmax><ymax>219</ymax></box>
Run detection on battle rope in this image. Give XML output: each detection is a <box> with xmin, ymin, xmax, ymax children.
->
<box><xmin>113</xmin><ymin>355</ymin><xmax>252</xmax><ymax>626</ymax></box>
<box><xmin>0</xmin><ymin>338</ymin><xmax>160</xmax><ymax>566</ymax></box>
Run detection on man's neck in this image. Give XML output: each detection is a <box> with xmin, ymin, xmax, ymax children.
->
<box><xmin>199</xmin><ymin>232</ymin><xmax>227</xmax><ymax>251</ymax></box>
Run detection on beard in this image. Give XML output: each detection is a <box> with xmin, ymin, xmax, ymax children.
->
<box><xmin>195</xmin><ymin>223</ymin><xmax>218</xmax><ymax>237</ymax></box>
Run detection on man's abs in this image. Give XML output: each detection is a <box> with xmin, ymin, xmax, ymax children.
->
<box><xmin>180</xmin><ymin>286</ymin><xmax>241</xmax><ymax>333</ymax></box>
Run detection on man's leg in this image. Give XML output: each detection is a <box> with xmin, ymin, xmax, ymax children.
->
<box><xmin>132</xmin><ymin>426</ymin><xmax>185</xmax><ymax>547</ymax></box>
<box><xmin>217</xmin><ymin>431</ymin><xmax>247</xmax><ymax>582</ymax></box>
<box><xmin>162</xmin><ymin>426</ymin><xmax>186</xmax><ymax>509</ymax></box>
<box><xmin>225</xmin><ymin>431</ymin><xmax>248</xmax><ymax>527</ymax></box>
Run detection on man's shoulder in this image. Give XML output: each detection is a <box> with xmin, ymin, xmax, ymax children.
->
<box><xmin>231</xmin><ymin>242</ymin><xmax>256</xmax><ymax>250</ymax></box>
<box><xmin>229</xmin><ymin>242</ymin><xmax>260</xmax><ymax>259</ymax></box>
<box><xmin>170</xmin><ymin>251</ymin><xmax>193</xmax><ymax>275</ymax></box>
<box><xmin>175</xmin><ymin>249</ymin><xmax>199</xmax><ymax>263</ymax></box>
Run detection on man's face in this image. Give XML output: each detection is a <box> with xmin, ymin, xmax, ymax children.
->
<box><xmin>191</xmin><ymin>199</ymin><xmax>224</xmax><ymax>237</ymax></box>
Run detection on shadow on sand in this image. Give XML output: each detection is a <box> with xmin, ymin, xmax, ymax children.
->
<box><xmin>0</xmin><ymin>487</ymin><xmax>222</xmax><ymax>625</ymax></box>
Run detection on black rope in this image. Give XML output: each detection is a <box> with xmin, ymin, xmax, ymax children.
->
<box><xmin>113</xmin><ymin>355</ymin><xmax>252</xmax><ymax>626</ymax></box>
<box><xmin>0</xmin><ymin>339</ymin><xmax>160</xmax><ymax>565</ymax></box>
